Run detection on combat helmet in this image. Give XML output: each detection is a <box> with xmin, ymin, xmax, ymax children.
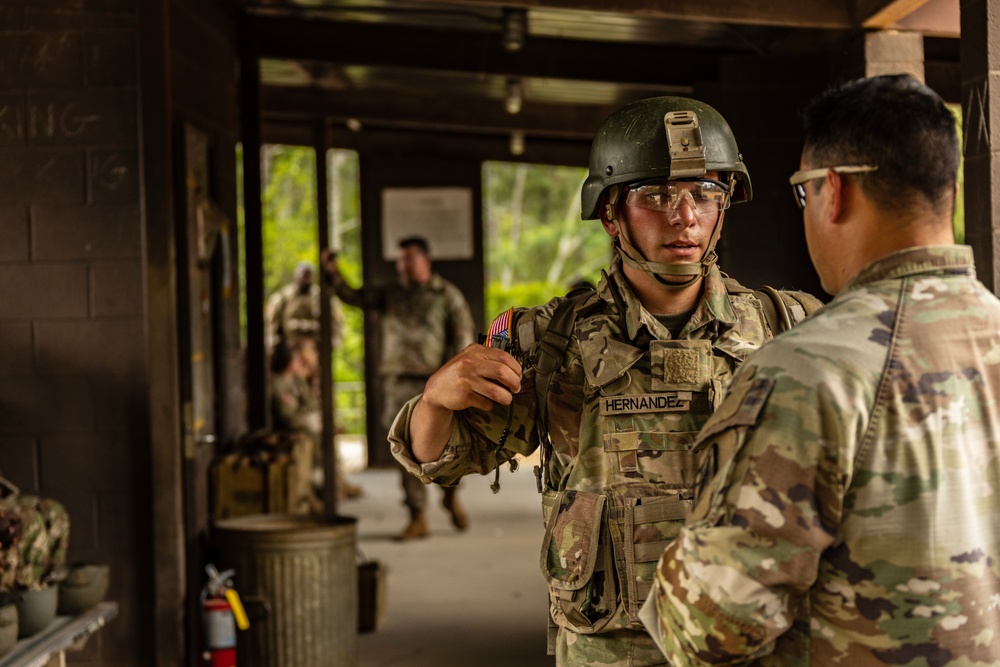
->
<box><xmin>581</xmin><ymin>96</ymin><xmax>751</xmax><ymax>220</ymax></box>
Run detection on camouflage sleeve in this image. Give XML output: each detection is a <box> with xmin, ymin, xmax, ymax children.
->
<box><xmin>388</xmin><ymin>393</ymin><xmax>537</xmax><ymax>485</ymax></box>
<box><xmin>388</xmin><ymin>307</ymin><xmax>543</xmax><ymax>486</ymax></box>
<box><xmin>327</xmin><ymin>267</ymin><xmax>377</xmax><ymax>310</ymax></box>
<box><xmin>641</xmin><ymin>355</ymin><xmax>857</xmax><ymax>665</ymax></box>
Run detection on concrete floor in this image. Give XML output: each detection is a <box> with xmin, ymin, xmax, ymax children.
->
<box><xmin>341</xmin><ymin>459</ymin><xmax>555</xmax><ymax>667</ymax></box>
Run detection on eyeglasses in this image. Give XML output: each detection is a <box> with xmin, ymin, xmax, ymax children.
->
<box><xmin>625</xmin><ymin>178</ymin><xmax>731</xmax><ymax>216</ymax></box>
<box><xmin>788</xmin><ymin>165</ymin><xmax>878</xmax><ymax>210</ymax></box>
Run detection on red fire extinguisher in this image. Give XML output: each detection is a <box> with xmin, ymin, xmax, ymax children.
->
<box><xmin>201</xmin><ymin>564</ymin><xmax>250</xmax><ymax>667</ymax></box>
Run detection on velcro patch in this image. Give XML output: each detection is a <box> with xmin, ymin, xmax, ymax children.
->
<box><xmin>665</xmin><ymin>349</ymin><xmax>699</xmax><ymax>384</ymax></box>
<box><xmin>652</xmin><ymin>340</ymin><xmax>712</xmax><ymax>391</ymax></box>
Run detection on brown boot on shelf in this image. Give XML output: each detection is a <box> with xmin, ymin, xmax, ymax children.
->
<box><xmin>441</xmin><ymin>486</ymin><xmax>469</xmax><ymax>532</ymax></box>
<box><xmin>396</xmin><ymin>508</ymin><xmax>429</xmax><ymax>541</ymax></box>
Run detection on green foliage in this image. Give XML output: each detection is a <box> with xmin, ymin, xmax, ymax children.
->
<box><xmin>261</xmin><ymin>145</ymin><xmax>318</xmax><ymax>296</ymax></box>
<box><xmin>482</xmin><ymin>161</ymin><xmax>610</xmax><ymax>318</ymax></box>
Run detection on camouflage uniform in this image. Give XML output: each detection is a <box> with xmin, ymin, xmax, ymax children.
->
<box><xmin>0</xmin><ymin>477</ymin><xmax>69</xmax><ymax>590</ymax></box>
<box><xmin>642</xmin><ymin>246</ymin><xmax>1000</xmax><ymax>666</ymax></box>
<box><xmin>390</xmin><ymin>258</ymin><xmax>820</xmax><ymax>666</ymax></box>
<box><xmin>331</xmin><ymin>270</ymin><xmax>476</xmax><ymax>511</ymax></box>
<box><xmin>265</xmin><ymin>282</ymin><xmax>344</xmax><ymax>351</ymax></box>
<box><xmin>271</xmin><ymin>373</ymin><xmax>321</xmax><ymax>436</ymax></box>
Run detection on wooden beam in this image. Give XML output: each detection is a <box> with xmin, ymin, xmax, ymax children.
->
<box><xmin>261</xmin><ymin>86</ymin><xmax>621</xmax><ymax>140</ymax></box>
<box><xmin>392</xmin><ymin>0</ymin><xmax>853</xmax><ymax>29</ymax></box>
<box><xmin>245</xmin><ymin>13</ymin><xmax>730</xmax><ymax>87</ymax></box>
<box><xmin>859</xmin><ymin>0</ymin><xmax>933</xmax><ymax>28</ymax></box>
<box><xmin>262</xmin><ymin>119</ymin><xmax>591</xmax><ymax>167</ymax></box>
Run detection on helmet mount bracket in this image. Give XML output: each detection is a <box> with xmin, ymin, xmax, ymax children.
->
<box><xmin>664</xmin><ymin>111</ymin><xmax>706</xmax><ymax>179</ymax></box>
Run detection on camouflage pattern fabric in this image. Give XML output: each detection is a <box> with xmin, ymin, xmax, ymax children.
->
<box><xmin>382</xmin><ymin>376</ymin><xmax>435</xmax><ymax>512</ymax></box>
<box><xmin>390</xmin><ymin>258</ymin><xmax>818</xmax><ymax>666</ymax></box>
<box><xmin>0</xmin><ymin>511</ymin><xmax>20</xmax><ymax>591</ymax></box>
<box><xmin>271</xmin><ymin>373</ymin><xmax>321</xmax><ymax>436</ymax></box>
<box><xmin>641</xmin><ymin>246</ymin><xmax>1000</xmax><ymax>666</ymax></box>
<box><xmin>264</xmin><ymin>282</ymin><xmax>344</xmax><ymax>351</ymax></box>
<box><xmin>330</xmin><ymin>271</ymin><xmax>476</xmax><ymax>379</ymax></box>
<box><xmin>270</xmin><ymin>371</ymin><xmax>326</xmax><ymax>512</ymax></box>
<box><xmin>332</xmin><ymin>270</ymin><xmax>476</xmax><ymax>509</ymax></box>
<box><xmin>0</xmin><ymin>492</ymin><xmax>69</xmax><ymax>590</ymax></box>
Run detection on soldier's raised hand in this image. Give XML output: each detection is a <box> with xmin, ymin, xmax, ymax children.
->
<box><xmin>410</xmin><ymin>343</ymin><xmax>522</xmax><ymax>463</ymax></box>
<box><xmin>423</xmin><ymin>343</ymin><xmax>521</xmax><ymax>413</ymax></box>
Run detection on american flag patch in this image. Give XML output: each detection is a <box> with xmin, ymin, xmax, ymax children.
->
<box><xmin>486</xmin><ymin>308</ymin><xmax>513</xmax><ymax>348</ymax></box>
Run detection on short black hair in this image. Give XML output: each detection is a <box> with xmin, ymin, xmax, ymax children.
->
<box><xmin>398</xmin><ymin>236</ymin><xmax>430</xmax><ymax>256</ymax></box>
<box><xmin>802</xmin><ymin>74</ymin><xmax>958</xmax><ymax>215</ymax></box>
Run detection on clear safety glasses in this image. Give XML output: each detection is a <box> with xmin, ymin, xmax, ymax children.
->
<box><xmin>625</xmin><ymin>178</ymin><xmax>731</xmax><ymax>216</ymax></box>
<box><xmin>788</xmin><ymin>165</ymin><xmax>878</xmax><ymax>210</ymax></box>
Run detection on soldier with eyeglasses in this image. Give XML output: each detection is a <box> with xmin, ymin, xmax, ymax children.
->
<box><xmin>388</xmin><ymin>96</ymin><xmax>822</xmax><ymax>666</ymax></box>
<box><xmin>643</xmin><ymin>74</ymin><xmax>1000</xmax><ymax>666</ymax></box>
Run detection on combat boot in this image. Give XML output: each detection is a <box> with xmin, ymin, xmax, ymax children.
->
<box><xmin>441</xmin><ymin>486</ymin><xmax>469</xmax><ymax>532</ymax></box>
<box><xmin>397</xmin><ymin>508</ymin><xmax>429</xmax><ymax>541</ymax></box>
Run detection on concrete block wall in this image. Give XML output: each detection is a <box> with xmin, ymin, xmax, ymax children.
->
<box><xmin>0</xmin><ymin>1</ymin><xmax>151</xmax><ymax>665</ymax></box>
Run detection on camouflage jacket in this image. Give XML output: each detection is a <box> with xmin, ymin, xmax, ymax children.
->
<box><xmin>0</xmin><ymin>476</ymin><xmax>69</xmax><ymax>590</ymax></box>
<box><xmin>270</xmin><ymin>373</ymin><xmax>321</xmax><ymax>437</ymax></box>
<box><xmin>390</xmin><ymin>259</ymin><xmax>818</xmax><ymax>643</ymax></box>
<box><xmin>642</xmin><ymin>245</ymin><xmax>1000</xmax><ymax>666</ymax></box>
<box><xmin>264</xmin><ymin>282</ymin><xmax>344</xmax><ymax>350</ymax></box>
<box><xmin>330</xmin><ymin>271</ymin><xmax>476</xmax><ymax>378</ymax></box>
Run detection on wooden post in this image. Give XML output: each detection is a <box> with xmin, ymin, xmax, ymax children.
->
<box><xmin>315</xmin><ymin>121</ymin><xmax>340</xmax><ymax>517</ymax></box>
<box><xmin>961</xmin><ymin>0</ymin><xmax>1000</xmax><ymax>293</ymax></box>
<box><xmin>240</xmin><ymin>27</ymin><xmax>267</xmax><ymax>429</ymax></box>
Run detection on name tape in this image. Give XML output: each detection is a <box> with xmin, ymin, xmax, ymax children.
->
<box><xmin>600</xmin><ymin>392</ymin><xmax>696</xmax><ymax>416</ymax></box>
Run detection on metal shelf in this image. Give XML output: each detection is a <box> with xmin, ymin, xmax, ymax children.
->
<box><xmin>0</xmin><ymin>602</ymin><xmax>118</xmax><ymax>667</ymax></box>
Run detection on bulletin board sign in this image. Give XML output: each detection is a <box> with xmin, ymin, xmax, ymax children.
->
<box><xmin>381</xmin><ymin>187</ymin><xmax>474</xmax><ymax>260</ymax></box>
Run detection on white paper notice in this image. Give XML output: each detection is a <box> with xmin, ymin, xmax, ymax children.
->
<box><xmin>381</xmin><ymin>187</ymin><xmax>474</xmax><ymax>260</ymax></box>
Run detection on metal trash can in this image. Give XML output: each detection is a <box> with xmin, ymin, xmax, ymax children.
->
<box><xmin>215</xmin><ymin>514</ymin><xmax>358</xmax><ymax>667</ymax></box>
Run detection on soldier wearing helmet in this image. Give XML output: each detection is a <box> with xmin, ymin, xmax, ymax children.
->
<box><xmin>388</xmin><ymin>96</ymin><xmax>822</xmax><ymax>666</ymax></box>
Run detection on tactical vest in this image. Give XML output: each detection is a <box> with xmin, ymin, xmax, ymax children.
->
<box><xmin>281</xmin><ymin>291</ymin><xmax>321</xmax><ymax>339</ymax></box>
<box><xmin>529</xmin><ymin>283</ymin><xmax>821</xmax><ymax>638</ymax></box>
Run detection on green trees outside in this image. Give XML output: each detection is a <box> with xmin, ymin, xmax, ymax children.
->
<box><xmin>482</xmin><ymin>161</ymin><xmax>611</xmax><ymax>319</ymax></box>
<box><xmin>238</xmin><ymin>145</ymin><xmax>367</xmax><ymax>433</ymax></box>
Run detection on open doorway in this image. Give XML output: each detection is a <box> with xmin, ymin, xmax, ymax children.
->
<box><xmin>237</xmin><ymin>143</ymin><xmax>366</xmax><ymax>473</ymax></box>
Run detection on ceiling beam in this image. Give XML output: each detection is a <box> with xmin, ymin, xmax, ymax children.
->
<box><xmin>404</xmin><ymin>0</ymin><xmax>855</xmax><ymax>29</ymax></box>
<box><xmin>857</xmin><ymin>0</ymin><xmax>932</xmax><ymax>28</ymax></box>
<box><xmin>243</xmin><ymin>13</ymin><xmax>732</xmax><ymax>88</ymax></box>
<box><xmin>261</xmin><ymin>86</ymin><xmax>620</xmax><ymax>140</ymax></box>
<box><xmin>262</xmin><ymin>119</ymin><xmax>591</xmax><ymax>167</ymax></box>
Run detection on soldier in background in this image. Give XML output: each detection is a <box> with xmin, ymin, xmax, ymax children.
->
<box><xmin>264</xmin><ymin>260</ymin><xmax>344</xmax><ymax>354</ymax></box>
<box><xmin>322</xmin><ymin>236</ymin><xmax>477</xmax><ymax>540</ymax></box>
<box><xmin>270</xmin><ymin>337</ymin><xmax>362</xmax><ymax>501</ymax></box>
<box><xmin>643</xmin><ymin>75</ymin><xmax>1000</xmax><ymax>665</ymax></box>
<box><xmin>388</xmin><ymin>96</ymin><xmax>822</xmax><ymax>665</ymax></box>
<box><xmin>266</xmin><ymin>261</ymin><xmax>355</xmax><ymax>498</ymax></box>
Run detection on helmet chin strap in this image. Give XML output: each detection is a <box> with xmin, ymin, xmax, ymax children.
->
<box><xmin>604</xmin><ymin>184</ymin><xmax>724</xmax><ymax>290</ymax></box>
